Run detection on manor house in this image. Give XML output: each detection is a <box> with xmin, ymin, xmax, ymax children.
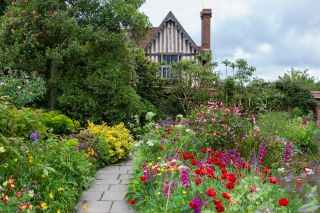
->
<box><xmin>140</xmin><ymin>9</ymin><xmax>212</xmax><ymax>78</ymax></box>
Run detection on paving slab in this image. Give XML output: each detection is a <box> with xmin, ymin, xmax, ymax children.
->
<box><xmin>88</xmin><ymin>184</ymin><xmax>111</xmax><ymax>192</ymax></box>
<box><xmin>110</xmin><ymin>201</ymin><xmax>134</xmax><ymax>213</ymax></box>
<box><xmin>77</xmin><ymin>201</ymin><xmax>112</xmax><ymax>213</ymax></box>
<box><xmin>96</xmin><ymin>173</ymin><xmax>119</xmax><ymax>180</ymax></box>
<box><xmin>77</xmin><ymin>154</ymin><xmax>134</xmax><ymax>213</ymax></box>
<box><xmin>81</xmin><ymin>191</ymin><xmax>104</xmax><ymax>201</ymax></box>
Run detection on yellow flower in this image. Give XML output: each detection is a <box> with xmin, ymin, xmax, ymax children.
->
<box><xmin>14</xmin><ymin>158</ymin><xmax>18</xmax><ymax>162</ymax></box>
<box><xmin>82</xmin><ymin>204</ymin><xmax>88</xmax><ymax>210</ymax></box>
<box><xmin>40</xmin><ymin>202</ymin><xmax>48</xmax><ymax>210</ymax></box>
<box><xmin>57</xmin><ymin>210</ymin><xmax>60</xmax><ymax>213</ymax></box>
<box><xmin>29</xmin><ymin>204</ymin><xmax>33</xmax><ymax>209</ymax></box>
<box><xmin>57</xmin><ymin>187</ymin><xmax>64</xmax><ymax>191</ymax></box>
<box><xmin>28</xmin><ymin>156</ymin><xmax>33</xmax><ymax>163</ymax></box>
<box><xmin>157</xmin><ymin>192</ymin><xmax>161</xmax><ymax>195</ymax></box>
<box><xmin>157</xmin><ymin>173</ymin><xmax>162</xmax><ymax>176</ymax></box>
<box><xmin>182</xmin><ymin>191</ymin><xmax>187</xmax><ymax>194</ymax></box>
<box><xmin>49</xmin><ymin>192</ymin><xmax>54</xmax><ymax>199</ymax></box>
<box><xmin>157</xmin><ymin>157</ymin><xmax>162</xmax><ymax>160</ymax></box>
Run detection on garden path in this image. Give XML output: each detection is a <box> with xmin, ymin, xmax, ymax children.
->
<box><xmin>77</xmin><ymin>154</ymin><xmax>134</xmax><ymax>213</ymax></box>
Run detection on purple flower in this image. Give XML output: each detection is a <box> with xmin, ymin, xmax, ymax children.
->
<box><xmin>73</xmin><ymin>146</ymin><xmax>78</xmax><ymax>151</ymax></box>
<box><xmin>30</xmin><ymin>132</ymin><xmax>39</xmax><ymax>140</ymax></box>
<box><xmin>163</xmin><ymin>181</ymin><xmax>176</xmax><ymax>199</ymax></box>
<box><xmin>259</xmin><ymin>143</ymin><xmax>266</xmax><ymax>165</ymax></box>
<box><xmin>180</xmin><ymin>170</ymin><xmax>190</xmax><ymax>188</ymax></box>
<box><xmin>191</xmin><ymin>196</ymin><xmax>202</xmax><ymax>213</ymax></box>
<box><xmin>33</xmin><ymin>140</ymin><xmax>39</xmax><ymax>145</ymax></box>
<box><xmin>80</xmin><ymin>143</ymin><xmax>85</xmax><ymax>148</ymax></box>
<box><xmin>283</xmin><ymin>141</ymin><xmax>291</xmax><ymax>164</ymax></box>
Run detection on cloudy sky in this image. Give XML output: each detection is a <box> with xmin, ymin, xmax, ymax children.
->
<box><xmin>140</xmin><ymin>0</ymin><xmax>320</xmax><ymax>80</ymax></box>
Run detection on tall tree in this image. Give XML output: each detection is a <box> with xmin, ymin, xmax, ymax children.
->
<box><xmin>0</xmin><ymin>0</ymin><xmax>150</xmax><ymax>123</ymax></box>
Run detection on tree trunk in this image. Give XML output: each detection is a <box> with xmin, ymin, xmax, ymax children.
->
<box><xmin>48</xmin><ymin>61</ymin><xmax>58</xmax><ymax>110</ymax></box>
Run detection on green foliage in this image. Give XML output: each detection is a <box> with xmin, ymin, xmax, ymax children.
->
<box><xmin>0</xmin><ymin>97</ymin><xmax>47</xmax><ymax>138</ymax></box>
<box><xmin>189</xmin><ymin>102</ymin><xmax>252</xmax><ymax>150</ymax></box>
<box><xmin>285</xmin><ymin>118</ymin><xmax>317</xmax><ymax>153</ymax></box>
<box><xmin>0</xmin><ymin>134</ymin><xmax>94</xmax><ymax>212</ymax></box>
<box><xmin>258</xmin><ymin>112</ymin><xmax>290</xmax><ymax>138</ymax></box>
<box><xmin>39</xmin><ymin>111</ymin><xmax>79</xmax><ymax>135</ymax></box>
<box><xmin>72</xmin><ymin>132</ymin><xmax>111</xmax><ymax>168</ymax></box>
<box><xmin>0</xmin><ymin>74</ymin><xmax>46</xmax><ymax>107</ymax></box>
<box><xmin>275</xmin><ymin>79</ymin><xmax>315</xmax><ymax>114</ymax></box>
<box><xmin>0</xmin><ymin>0</ymin><xmax>150</xmax><ymax>124</ymax></box>
<box><xmin>86</xmin><ymin>121</ymin><xmax>135</xmax><ymax>163</ymax></box>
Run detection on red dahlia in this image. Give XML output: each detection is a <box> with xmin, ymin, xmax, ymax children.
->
<box><xmin>206</xmin><ymin>188</ymin><xmax>217</xmax><ymax>197</ymax></box>
<box><xmin>215</xmin><ymin>204</ymin><xmax>225</xmax><ymax>212</ymax></box>
<box><xmin>222</xmin><ymin>192</ymin><xmax>231</xmax><ymax>199</ymax></box>
<box><xmin>194</xmin><ymin>178</ymin><xmax>202</xmax><ymax>186</ymax></box>
<box><xmin>278</xmin><ymin>197</ymin><xmax>289</xmax><ymax>206</ymax></box>
<box><xmin>130</xmin><ymin>199</ymin><xmax>136</xmax><ymax>205</ymax></box>
<box><xmin>225</xmin><ymin>182</ymin><xmax>235</xmax><ymax>189</ymax></box>
<box><xmin>213</xmin><ymin>199</ymin><xmax>222</xmax><ymax>205</ymax></box>
<box><xmin>140</xmin><ymin>176</ymin><xmax>146</xmax><ymax>182</ymax></box>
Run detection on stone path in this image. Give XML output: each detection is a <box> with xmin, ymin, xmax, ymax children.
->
<box><xmin>77</xmin><ymin>154</ymin><xmax>134</xmax><ymax>213</ymax></box>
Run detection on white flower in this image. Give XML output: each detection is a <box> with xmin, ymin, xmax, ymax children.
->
<box><xmin>305</xmin><ymin>168</ymin><xmax>314</xmax><ymax>175</ymax></box>
<box><xmin>17</xmin><ymin>86</ymin><xmax>22</xmax><ymax>89</ymax></box>
<box><xmin>277</xmin><ymin>168</ymin><xmax>285</xmax><ymax>173</ymax></box>
<box><xmin>146</xmin><ymin>140</ymin><xmax>155</xmax><ymax>146</ymax></box>
<box><xmin>0</xmin><ymin>146</ymin><xmax>5</xmax><ymax>153</ymax></box>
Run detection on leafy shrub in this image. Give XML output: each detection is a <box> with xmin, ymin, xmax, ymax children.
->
<box><xmin>258</xmin><ymin>111</ymin><xmax>290</xmax><ymax>139</ymax></box>
<box><xmin>189</xmin><ymin>101</ymin><xmax>252</xmax><ymax>150</ymax></box>
<box><xmin>0</xmin><ymin>97</ymin><xmax>47</xmax><ymax>138</ymax></box>
<box><xmin>72</xmin><ymin>132</ymin><xmax>110</xmax><ymax>168</ymax></box>
<box><xmin>86</xmin><ymin>122</ymin><xmax>134</xmax><ymax>163</ymax></box>
<box><xmin>0</xmin><ymin>133</ymin><xmax>94</xmax><ymax>212</ymax></box>
<box><xmin>39</xmin><ymin>111</ymin><xmax>79</xmax><ymax>135</ymax></box>
<box><xmin>0</xmin><ymin>74</ymin><xmax>46</xmax><ymax>107</ymax></box>
<box><xmin>285</xmin><ymin>118</ymin><xmax>317</xmax><ymax>153</ymax></box>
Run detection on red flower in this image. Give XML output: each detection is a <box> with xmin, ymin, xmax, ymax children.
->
<box><xmin>225</xmin><ymin>182</ymin><xmax>235</xmax><ymax>189</ymax></box>
<box><xmin>222</xmin><ymin>192</ymin><xmax>231</xmax><ymax>199</ymax></box>
<box><xmin>194</xmin><ymin>178</ymin><xmax>202</xmax><ymax>186</ymax></box>
<box><xmin>269</xmin><ymin>177</ymin><xmax>277</xmax><ymax>184</ymax></box>
<box><xmin>213</xmin><ymin>199</ymin><xmax>222</xmax><ymax>205</ymax></box>
<box><xmin>221</xmin><ymin>169</ymin><xmax>228</xmax><ymax>174</ymax></box>
<box><xmin>140</xmin><ymin>176</ymin><xmax>146</xmax><ymax>182</ymax></box>
<box><xmin>2</xmin><ymin>195</ymin><xmax>8</xmax><ymax>205</ymax></box>
<box><xmin>130</xmin><ymin>199</ymin><xmax>136</xmax><ymax>205</ymax></box>
<box><xmin>263</xmin><ymin>168</ymin><xmax>270</xmax><ymax>174</ymax></box>
<box><xmin>227</xmin><ymin>173</ymin><xmax>237</xmax><ymax>182</ymax></box>
<box><xmin>278</xmin><ymin>197</ymin><xmax>289</xmax><ymax>206</ymax></box>
<box><xmin>16</xmin><ymin>192</ymin><xmax>22</xmax><ymax>198</ymax></box>
<box><xmin>215</xmin><ymin>204</ymin><xmax>225</xmax><ymax>212</ymax></box>
<box><xmin>249</xmin><ymin>184</ymin><xmax>257</xmax><ymax>193</ymax></box>
<box><xmin>188</xmin><ymin>154</ymin><xmax>195</xmax><ymax>159</ymax></box>
<box><xmin>165</xmin><ymin>129</ymin><xmax>172</xmax><ymax>134</ymax></box>
<box><xmin>201</xmin><ymin>148</ymin><xmax>207</xmax><ymax>153</ymax></box>
<box><xmin>189</xmin><ymin>201</ymin><xmax>196</xmax><ymax>209</ymax></box>
<box><xmin>161</xmin><ymin>134</ymin><xmax>166</xmax><ymax>138</ymax></box>
<box><xmin>206</xmin><ymin>188</ymin><xmax>216</xmax><ymax>197</ymax></box>
<box><xmin>296</xmin><ymin>182</ymin><xmax>302</xmax><ymax>188</ymax></box>
<box><xmin>160</xmin><ymin>146</ymin><xmax>164</xmax><ymax>150</ymax></box>
<box><xmin>190</xmin><ymin>159</ymin><xmax>197</xmax><ymax>165</ymax></box>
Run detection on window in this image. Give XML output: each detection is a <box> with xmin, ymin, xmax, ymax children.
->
<box><xmin>160</xmin><ymin>55</ymin><xmax>179</xmax><ymax>79</ymax></box>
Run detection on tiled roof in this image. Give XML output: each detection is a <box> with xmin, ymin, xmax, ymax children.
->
<box><xmin>139</xmin><ymin>27</ymin><xmax>159</xmax><ymax>49</ymax></box>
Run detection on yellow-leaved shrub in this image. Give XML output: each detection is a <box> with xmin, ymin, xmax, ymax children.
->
<box><xmin>87</xmin><ymin>122</ymin><xmax>134</xmax><ymax>163</ymax></box>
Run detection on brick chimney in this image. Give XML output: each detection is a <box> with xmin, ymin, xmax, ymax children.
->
<box><xmin>201</xmin><ymin>9</ymin><xmax>212</xmax><ymax>51</ymax></box>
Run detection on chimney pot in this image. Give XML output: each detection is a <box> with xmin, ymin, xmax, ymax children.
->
<box><xmin>201</xmin><ymin>9</ymin><xmax>212</xmax><ymax>51</ymax></box>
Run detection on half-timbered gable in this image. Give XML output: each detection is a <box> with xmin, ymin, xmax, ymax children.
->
<box><xmin>140</xmin><ymin>9</ymin><xmax>212</xmax><ymax>78</ymax></box>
